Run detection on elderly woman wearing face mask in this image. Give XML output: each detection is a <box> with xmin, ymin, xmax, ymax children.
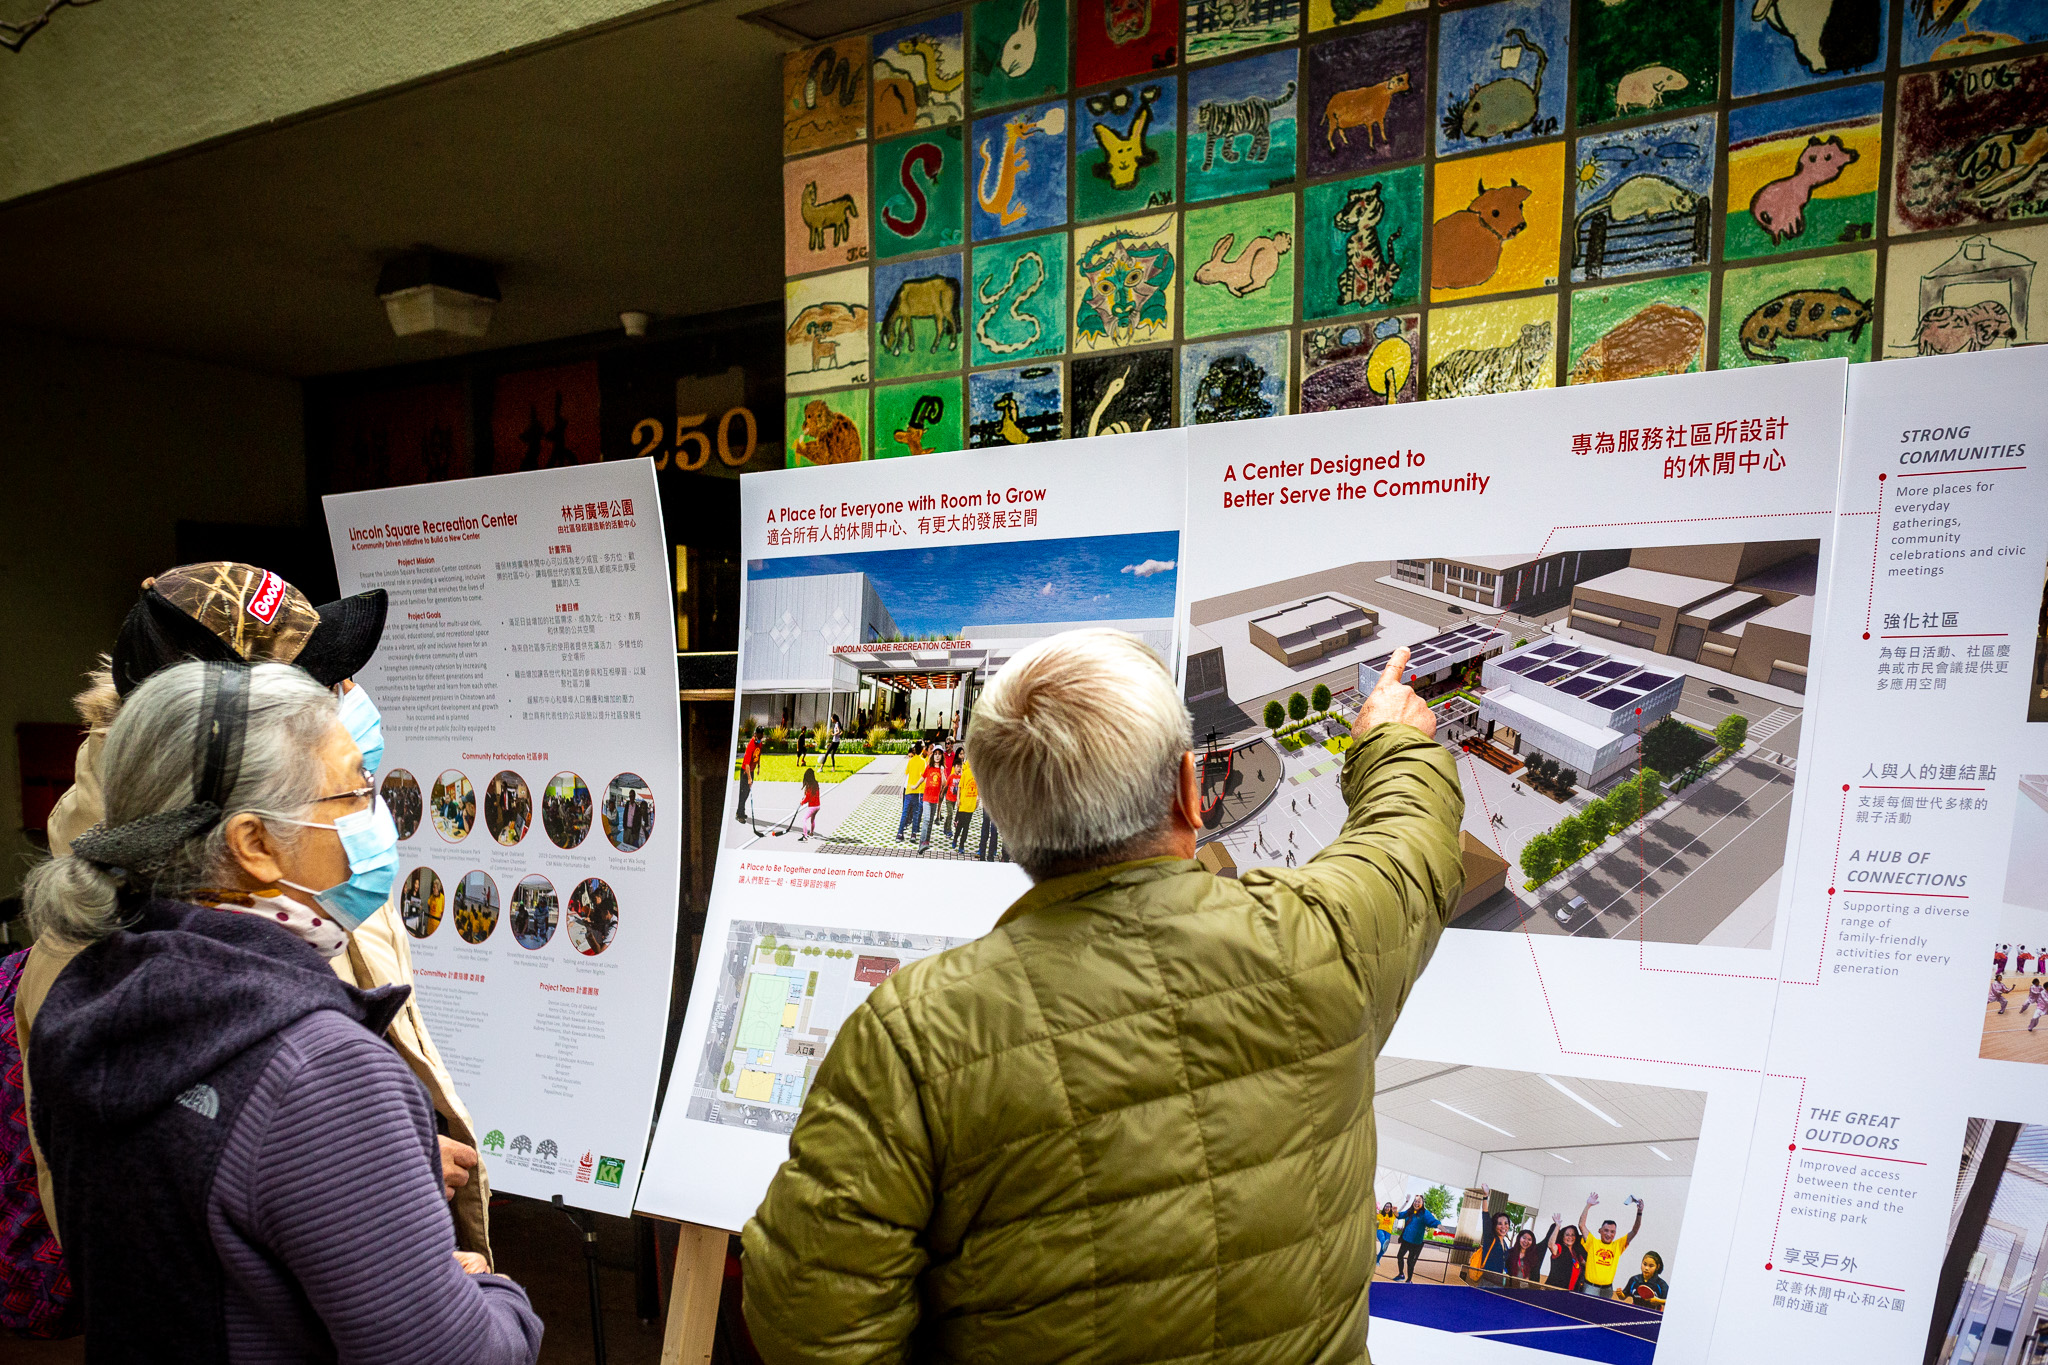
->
<box><xmin>22</xmin><ymin>661</ymin><xmax>541</xmax><ymax>1363</ymax></box>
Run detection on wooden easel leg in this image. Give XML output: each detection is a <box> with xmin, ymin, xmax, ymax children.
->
<box><xmin>659</xmin><ymin>1221</ymin><xmax>730</xmax><ymax>1365</ymax></box>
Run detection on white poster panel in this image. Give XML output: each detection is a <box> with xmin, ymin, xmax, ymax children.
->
<box><xmin>635</xmin><ymin>429</ymin><xmax>1189</xmax><ymax>1232</ymax></box>
<box><xmin>1714</xmin><ymin>347</ymin><xmax>2048</xmax><ymax>1365</ymax></box>
<box><xmin>1179</xmin><ymin>361</ymin><xmax>1849</xmax><ymax>1365</ymax></box>
<box><xmin>323</xmin><ymin>460</ymin><xmax>680</xmax><ymax>1216</ymax></box>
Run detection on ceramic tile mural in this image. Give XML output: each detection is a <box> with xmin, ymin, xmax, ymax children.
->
<box><xmin>778</xmin><ymin>0</ymin><xmax>2048</xmax><ymax>463</ymax></box>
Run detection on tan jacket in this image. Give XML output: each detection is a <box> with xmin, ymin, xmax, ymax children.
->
<box><xmin>31</xmin><ymin>737</ymin><xmax>492</xmax><ymax>1261</ymax></box>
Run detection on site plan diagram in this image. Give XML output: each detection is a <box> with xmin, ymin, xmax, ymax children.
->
<box><xmin>687</xmin><ymin>918</ymin><xmax>965</xmax><ymax>1135</ymax></box>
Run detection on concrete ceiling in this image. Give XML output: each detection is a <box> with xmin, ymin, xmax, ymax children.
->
<box><xmin>0</xmin><ymin>0</ymin><xmax>789</xmax><ymax>378</ymax></box>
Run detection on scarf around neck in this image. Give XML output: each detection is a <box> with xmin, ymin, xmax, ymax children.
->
<box><xmin>188</xmin><ymin>886</ymin><xmax>349</xmax><ymax>959</ymax></box>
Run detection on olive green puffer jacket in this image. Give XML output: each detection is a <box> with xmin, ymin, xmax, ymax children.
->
<box><xmin>742</xmin><ymin>721</ymin><xmax>1464</xmax><ymax>1364</ymax></box>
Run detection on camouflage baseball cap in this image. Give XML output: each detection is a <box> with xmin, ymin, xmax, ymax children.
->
<box><xmin>111</xmin><ymin>562</ymin><xmax>387</xmax><ymax>696</ymax></box>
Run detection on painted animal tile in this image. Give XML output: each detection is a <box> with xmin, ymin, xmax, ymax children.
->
<box><xmin>1733</xmin><ymin>0</ymin><xmax>1886</xmax><ymax>97</ymax></box>
<box><xmin>874</xmin><ymin>128</ymin><xmax>966</xmax><ymax>261</ymax></box>
<box><xmin>1566</xmin><ymin>272</ymin><xmax>1710</xmax><ymax>384</ymax></box>
<box><xmin>1180</xmin><ymin>331</ymin><xmax>1290</xmax><ymax>424</ymax></box>
<box><xmin>785</xmin><ymin>388</ymin><xmax>869</xmax><ymax>467</ymax></box>
<box><xmin>1072</xmin><ymin>213</ymin><xmax>1181</xmax><ymax>351</ymax></box>
<box><xmin>1574</xmin><ymin>0</ymin><xmax>1719</xmax><ymax>131</ymax></box>
<box><xmin>1902</xmin><ymin>0</ymin><xmax>2048</xmax><ymax>66</ymax></box>
<box><xmin>873</xmin><ymin>16</ymin><xmax>967</xmax><ymax>138</ymax></box>
<box><xmin>785</xmin><ymin>268</ymin><xmax>870</xmax><ymax>393</ymax></box>
<box><xmin>1430</xmin><ymin>142</ymin><xmax>1566</xmax><ymax>303</ymax></box>
<box><xmin>1426</xmin><ymin>293</ymin><xmax>1557</xmax><ymax>398</ymax></box>
<box><xmin>1301</xmin><ymin>314</ymin><xmax>1421</xmax><ymax>410</ymax></box>
<box><xmin>971</xmin><ymin>101</ymin><xmax>1069</xmax><ymax>242</ymax></box>
<box><xmin>1892</xmin><ymin>53</ymin><xmax>2048</xmax><ymax>234</ymax></box>
<box><xmin>1076</xmin><ymin>78</ymin><xmax>1180</xmax><ymax>223</ymax></box>
<box><xmin>784</xmin><ymin>146</ymin><xmax>870</xmax><ymax>278</ymax></box>
<box><xmin>969</xmin><ymin>364</ymin><xmax>1065</xmax><ymax>446</ymax></box>
<box><xmin>1185</xmin><ymin>196</ymin><xmax>1298</xmax><ymax>337</ymax></box>
<box><xmin>1186</xmin><ymin>51</ymin><xmax>1301</xmax><ymax>202</ymax></box>
<box><xmin>873</xmin><ymin>254</ymin><xmax>966</xmax><ymax>381</ymax></box>
<box><xmin>1303</xmin><ymin>166</ymin><xmax>1423</xmax><ymax>320</ymax></box>
<box><xmin>783</xmin><ymin>38</ymin><xmax>869</xmax><ymax>155</ymax></box>
<box><xmin>1304</xmin><ymin>20</ymin><xmax>1426</xmax><ymax>180</ymax></box>
<box><xmin>1308</xmin><ymin>0</ymin><xmax>1424</xmax><ymax>37</ymax></box>
<box><xmin>1882</xmin><ymin>226</ymin><xmax>2047</xmax><ymax>359</ymax></box>
<box><xmin>875</xmin><ymin>378</ymin><xmax>965</xmax><ymax>457</ymax></box>
<box><xmin>1076</xmin><ymin>0</ymin><xmax>1179</xmax><ymax>85</ymax></box>
<box><xmin>972</xmin><ymin>0</ymin><xmax>1067</xmax><ymax>106</ymax></box>
<box><xmin>972</xmin><ymin>232</ymin><xmax>1070</xmax><ymax>366</ymax></box>
<box><xmin>1184</xmin><ymin>0</ymin><xmax>1301</xmax><ymax>63</ymax></box>
<box><xmin>1072</xmin><ymin>348</ymin><xmax>1177</xmax><ymax>435</ymax></box>
<box><xmin>1570</xmin><ymin>113</ymin><xmax>1716</xmax><ymax>283</ymax></box>
<box><xmin>1726</xmin><ymin>84</ymin><xmax>1881</xmax><ymax>262</ymax></box>
<box><xmin>1718</xmin><ymin>252</ymin><xmax>1877</xmax><ymax>368</ymax></box>
<box><xmin>1435</xmin><ymin>0</ymin><xmax>1568</xmax><ymax>157</ymax></box>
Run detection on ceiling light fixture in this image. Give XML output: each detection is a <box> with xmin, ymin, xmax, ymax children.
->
<box><xmin>1548</xmin><ymin>1152</ymin><xmax>1575</xmax><ymax>1164</ymax></box>
<box><xmin>620</xmin><ymin>311</ymin><xmax>651</xmax><ymax>338</ymax></box>
<box><xmin>1432</xmin><ymin>1100</ymin><xmax>1514</xmax><ymax>1138</ymax></box>
<box><xmin>377</xmin><ymin>249</ymin><xmax>499</xmax><ymax>338</ymax></box>
<box><xmin>1648</xmin><ymin>1146</ymin><xmax>1672</xmax><ymax>1161</ymax></box>
<box><xmin>1539</xmin><ymin>1073</ymin><xmax>1623</xmax><ymax>1128</ymax></box>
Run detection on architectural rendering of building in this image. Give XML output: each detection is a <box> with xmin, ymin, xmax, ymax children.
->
<box><xmin>1568</xmin><ymin>541</ymin><xmax>1817</xmax><ymax>692</ymax></box>
<box><xmin>742</xmin><ymin>567</ymin><xmax>1173</xmax><ymax>731</ymax></box>
<box><xmin>1477</xmin><ymin>640</ymin><xmax>1686</xmax><ymax>786</ymax></box>
<box><xmin>1390</xmin><ymin>549</ymin><xmax>1630</xmax><ymax>613</ymax></box>
<box><xmin>1248</xmin><ymin>595</ymin><xmax>1378</xmax><ymax>666</ymax></box>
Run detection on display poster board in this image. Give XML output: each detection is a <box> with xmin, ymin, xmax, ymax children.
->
<box><xmin>1712</xmin><ymin>346</ymin><xmax>2048</xmax><ymax>1365</ymax></box>
<box><xmin>1179</xmin><ymin>360</ymin><xmax>1846</xmax><ymax>1365</ymax></box>
<box><xmin>637</xmin><ymin>350</ymin><xmax>2048</xmax><ymax>1364</ymax></box>
<box><xmin>635</xmin><ymin>428</ymin><xmax>1189</xmax><ymax>1232</ymax></box>
<box><xmin>323</xmin><ymin>460</ymin><xmax>680</xmax><ymax>1216</ymax></box>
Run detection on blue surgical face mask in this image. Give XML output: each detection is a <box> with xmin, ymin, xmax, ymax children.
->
<box><xmin>280</xmin><ymin>797</ymin><xmax>401</xmax><ymax>933</ymax></box>
<box><xmin>337</xmin><ymin>683</ymin><xmax>384</xmax><ymax>776</ymax></box>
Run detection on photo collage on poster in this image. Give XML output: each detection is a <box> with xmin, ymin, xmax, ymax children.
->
<box><xmin>781</xmin><ymin>0</ymin><xmax>2048</xmax><ymax>462</ymax></box>
<box><xmin>381</xmin><ymin>765</ymin><xmax>653</xmax><ymax>957</ymax></box>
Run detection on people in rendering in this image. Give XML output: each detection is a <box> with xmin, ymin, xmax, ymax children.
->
<box><xmin>823</xmin><ymin>715</ymin><xmax>842</xmax><ymax>769</ymax></box>
<box><xmin>1506</xmin><ymin>1228</ymin><xmax>1547</xmax><ymax>1288</ymax></box>
<box><xmin>1478</xmin><ymin>1210</ymin><xmax>1515</xmax><ymax>1286</ymax></box>
<box><xmin>952</xmin><ymin>760</ymin><xmax>978</xmax><ymax>852</ymax></box>
<box><xmin>1544</xmin><ymin>1216</ymin><xmax>1586</xmax><ymax>1291</ymax></box>
<box><xmin>1993</xmin><ymin>975</ymin><xmax>2014</xmax><ymax>1013</ymax></box>
<box><xmin>897</xmin><ymin>743</ymin><xmax>927</xmax><ymax>842</ymax></box>
<box><xmin>742</xmin><ymin>636</ymin><xmax>1463</xmax><ymax>1361</ymax></box>
<box><xmin>1995</xmin><ymin>943</ymin><xmax>2010</xmax><ymax>977</ymax></box>
<box><xmin>799</xmin><ymin>768</ymin><xmax>822</xmax><ymax>842</ymax></box>
<box><xmin>1394</xmin><ymin>1195</ymin><xmax>1441</xmax><ymax>1282</ymax></box>
<box><xmin>2030</xmin><ymin>979</ymin><xmax>2047</xmax><ymax>1032</ymax></box>
<box><xmin>916</xmin><ymin>750</ymin><xmax>946</xmax><ymax>853</ymax></box>
<box><xmin>738</xmin><ymin>730</ymin><xmax>762</xmax><ymax>825</ymax></box>
<box><xmin>1622</xmin><ymin>1251</ymin><xmax>1669</xmax><ymax>1311</ymax></box>
<box><xmin>1375</xmin><ymin>1202</ymin><xmax>1398</xmax><ymax>1265</ymax></box>
<box><xmin>1579</xmin><ymin>1195</ymin><xmax>1643</xmax><ymax>1298</ymax></box>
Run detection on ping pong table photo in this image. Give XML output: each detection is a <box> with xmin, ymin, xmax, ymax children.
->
<box><xmin>1368</xmin><ymin>1280</ymin><xmax>1663</xmax><ymax>1365</ymax></box>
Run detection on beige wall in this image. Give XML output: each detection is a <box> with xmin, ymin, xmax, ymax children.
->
<box><xmin>0</xmin><ymin>0</ymin><xmax>669</xmax><ymax>205</ymax></box>
<box><xmin>0</xmin><ymin>326</ymin><xmax>303</xmax><ymax>903</ymax></box>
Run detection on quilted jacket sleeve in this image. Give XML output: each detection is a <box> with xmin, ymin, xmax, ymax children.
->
<box><xmin>742</xmin><ymin>993</ymin><xmax>936</xmax><ymax>1364</ymax></box>
<box><xmin>1256</xmin><ymin>721</ymin><xmax>1465</xmax><ymax>1045</ymax></box>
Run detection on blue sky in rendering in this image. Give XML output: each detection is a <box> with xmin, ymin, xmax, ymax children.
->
<box><xmin>751</xmin><ymin>531</ymin><xmax>1181</xmax><ymax>636</ymax></box>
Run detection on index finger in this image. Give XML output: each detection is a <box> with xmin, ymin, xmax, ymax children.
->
<box><xmin>1373</xmin><ymin>646</ymin><xmax>1412</xmax><ymax>692</ymax></box>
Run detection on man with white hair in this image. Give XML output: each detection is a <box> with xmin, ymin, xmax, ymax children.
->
<box><xmin>742</xmin><ymin>630</ymin><xmax>1464</xmax><ymax>1364</ymax></box>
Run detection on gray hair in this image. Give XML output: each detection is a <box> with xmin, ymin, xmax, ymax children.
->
<box><xmin>25</xmin><ymin>662</ymin><xmax>338</xmax><ymax>945</ymax></box>
<box><xmin>966</xmin><ymin>629</ymin><xmax>1192</xmax><ymax>878</ymax></box>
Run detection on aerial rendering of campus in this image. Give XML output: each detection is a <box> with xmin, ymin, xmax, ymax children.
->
<box><xmin>727</xmin><ymin>531</ymin><xmax>1180</xmax><ymax>861</ymax></box>
<box><xmin>1184</xmin><ymin>542</ymin><xmax>1819</xmax><ymax>946</ymax></box>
